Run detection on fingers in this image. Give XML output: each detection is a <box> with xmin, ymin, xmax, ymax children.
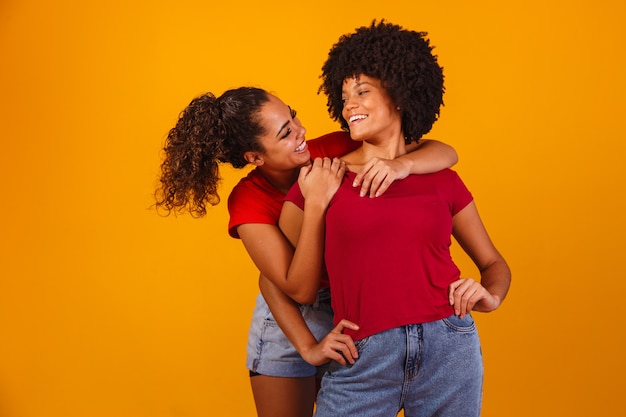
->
<box><xmin>309</xmin><ymin>157</ymin><xmax>346</xmax><ymax>175</ymax></box>
<box><xmin>370</xmin><ymin>176</ymin><xmax>394</xmax><ymax>198</ymax></box>
<box><xmin>334</xmin><ymin>318</ymin><xmax>359</xmax><ymax>333</ymax></box>
<box><xmin>352</xmin><ymin>158</ymin><xmax>405</xmax><ymax>198</ymax></box>
<box><xmin>298</xmin><ymin>164</ymin><xmax>312</xmax><ymax>181</ymax></box>
<box><xmin>299</xmin><ymin>158</ymin><xmax>346</xmax><ymax>202</ymax></box>
<box><xmin>353</xmin><ymin>159</ymin><xmax>380</xmax><ymax>197</ymax></box>
<box><xmin>321</xmin><ymin>335</ymin><xmax>358</xmax><ymax>366</ymax></box>
<box><xmin>449</xmin><ymin>279</ymin><xmax>471</xmax><ymax>317</ymax></box>
<box><xmin>333</xmin><ymin>158</ymin><xmax>347</xmax><ymax>176</ymax></box>
<box><xmin>327</xmin><ymin>319</ymin><xmax>359</xmax><ymax>365</ymax></box>
<box><xmin>449</xmin><ymin>278</ymin><xmax>486</xmax><ymax>318</ymax></box>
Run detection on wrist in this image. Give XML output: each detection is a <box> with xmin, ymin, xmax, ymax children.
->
<box><xmin>303</xmin><ymin>198</ymin><xmax>330</xmax><ymax>214</ymax></box>
<box><xmin>395</xmin><ymin>155</ymin><xmax>413</xmax><ymax>176</ymax></box>
<box><xmin>296</xmin><ymin>341</ymin><xmax>316</xmax><ymax>358</ymax></box>
<box><xmin>491</xmin><ymin>294</ymin><xmax>502</xmax><ymax>310</ymax></box>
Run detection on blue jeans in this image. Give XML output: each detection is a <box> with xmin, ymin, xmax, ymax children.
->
<box><xmin>314</xmin><ymin>315</ymin><xmax>483</xmax><ymax>417</ymax></box>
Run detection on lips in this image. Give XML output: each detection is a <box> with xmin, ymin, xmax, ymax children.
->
<box><xmin>295</xmin><ymin>140</ymin><xmax>307</xmax><ymax>153</ymax></box>
<box><xmin>349</xmin><ymin>114</ymin><xmax>367</xmax><ymax>123</ymax></box>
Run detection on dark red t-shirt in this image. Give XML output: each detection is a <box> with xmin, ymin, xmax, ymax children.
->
<box><xmin>285</xmin><ymin>169</ymin><xmax>473</xmax><ymax>340</ymax></box>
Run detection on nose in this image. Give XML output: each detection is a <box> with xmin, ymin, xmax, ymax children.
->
<box><xmin>343</xmin><ymin>95</ymin><xmax>357</xmax><ymax>111</ymax></box>
<box><xmin>294</xmin><ymin>117</ymin><xmax>306</xmax><ymax>137</ymax></box>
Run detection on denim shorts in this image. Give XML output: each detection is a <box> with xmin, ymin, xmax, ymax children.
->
<box><xmin>314</xmin><ymin>314</ymin><xmax>483</xmax><ymax>417</ymax></box>
<box><xmin>246</xmin><ymin>288</ymin><xmax>334</xmax><ymax>378</ymax></box>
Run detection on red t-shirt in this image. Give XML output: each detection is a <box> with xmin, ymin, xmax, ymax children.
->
<box><xmin>285</xmin><ymin>169</ymin><xmax>473</xmax><ymax>340</ymax></box>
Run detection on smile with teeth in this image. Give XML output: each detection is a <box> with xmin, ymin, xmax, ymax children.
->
<box><xmin>295</xmin><ymin>140</ymin><xmax>306</xmax><ymax>152</ymax></box>
<box><xmin>349</xmin><ymin>114</ymin><xmax>367</xmax><ymax>123</ymax></box>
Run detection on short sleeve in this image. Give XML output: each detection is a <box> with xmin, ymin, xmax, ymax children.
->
<box><xmin>227</xmin><ymin>174</ymin><xmax>282</xmax><ymax>238</ymax></box>
<box><xmin>442</xmin><ymin>169</ymin><xmax>473</xmax><ymax>216</ymax></box>
<box><xmin>308</xmin><ymin>131</ymin><xmax>360</xmax><ymax>159</ymax></box>
<box><xmin>284</xmin><ymin>181</ymin><xmax>305</xmax><ymax>210</ymax></box>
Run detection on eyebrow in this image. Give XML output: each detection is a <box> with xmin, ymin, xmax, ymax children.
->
<box><xmin>275</xmin><ymin>106</ymin><xmax>293</xmax><ymax>138</ymax></box>
<box><xmin>342</xmin><ymin>80</ymin><xmax>372</xmax><ymax>95</ymax></box>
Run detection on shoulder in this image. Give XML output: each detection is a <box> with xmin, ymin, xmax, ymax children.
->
<box><xmin>308</xmin><ymin>131</ymin><xmax>359</xmax><ymax>158</ymax></box>
<box><xmin>309</xmin><ymin>131</ymin><xmax>351</xmax><ymax>143</ymax></box>
<box><xmin>418</xmin><ymin>168</ymin><xmax>461</xmax><ymax>182</ymax></box>
<box><xmin>229</xmin><ymin>169</ymin><xmax>257</xmax><ymax>197</ymax></box>
<box><xmin>227</xmin><ymin>169</ymin><xmax>282</xmax><ymax>238</ymax></box>
<box><xmin>400</xmin><ymin>168</ymin><xmax>458</xmax><ymax>184</ymax></box>
<box><xmin>228</xmin><ymin>169</ymin><xmax>273</xmax><ymax>206</ymax></box>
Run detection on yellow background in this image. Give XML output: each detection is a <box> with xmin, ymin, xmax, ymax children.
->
<box><xmin>1</xmin><ymin>1</ymin><xmax>624</xmax><ymax>416</ymax></box>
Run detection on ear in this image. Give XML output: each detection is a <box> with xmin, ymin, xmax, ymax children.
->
<box><xmin>243</xmin><ymin>151</ymin><xmax>265</xmax><ymax>166</ymax></box>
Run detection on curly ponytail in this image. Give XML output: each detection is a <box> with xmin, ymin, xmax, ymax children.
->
<box><xmin>155</xmin><ymin>87</ymin><xmax>270</xmax><ymax>217</ymax></box>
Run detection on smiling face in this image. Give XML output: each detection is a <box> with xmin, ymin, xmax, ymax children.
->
<box><xmin>341</xmin><ymin>75</ymin><xmax>402</xmax><ymax>144</ymax></box>
<box><xmin>251</xmin><ymin>94</ymin><xmax>311</xmax><ymax>170</ymax></box>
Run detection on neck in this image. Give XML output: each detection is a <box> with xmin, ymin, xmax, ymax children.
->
<box><xmin>258</xmin><ymin>166</ymin><xmax>300</xmax><ymax>194</ymax></box>
<box><xmin>345</xmin><ymin>132</ymin><xmax>406</xmax><ymax>171</ymax></box>
<box><xmin>361</xmin><ymin>136</ymin><xmax>406</xmax><ymax>159</ymax></box>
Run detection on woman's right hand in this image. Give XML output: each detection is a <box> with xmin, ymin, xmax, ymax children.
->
<box><xmin>298</xmin><ymin>157</ymin><xmax>346</xmax><ymax>207</ymax></box>
<box><xmin>300</xmin><ymin>319</ymin><xmax>360</xmax><ymax>367</ymax></box>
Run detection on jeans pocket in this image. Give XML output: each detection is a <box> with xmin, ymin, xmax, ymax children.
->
<box><xmin>327</xmin><ymin>335</ymin><xmax>370</xmax><ymax>375</ymax></box>
<box><xmin>354</xmin><ymin>335</ymin><xmax>370</xmax><ymax>352</ymax></box>
<box><xmin>442</xmin><ymin>314</ymin><xmax>476</xmax><ymax>333</ymax></box>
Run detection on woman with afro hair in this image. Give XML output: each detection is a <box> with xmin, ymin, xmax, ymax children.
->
<box><xmin>280</xmin><ymin>20</ymin><xmax>511</xmax><ymax>417</ymax></box>
<box><xmin>155</xmin><ymin>84</ymin><xmax>458</xmax><ymax>417</ymax></box>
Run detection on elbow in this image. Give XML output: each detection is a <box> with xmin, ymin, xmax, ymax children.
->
<box><xmin>449</xmin><ymin>149</ymin><xmax>459</xmax><ymax>166</ymax></box>
<box><xmin>290</xmin><ymin>289</ymin><xmax>318</xmax><ymax>305</ymax></box>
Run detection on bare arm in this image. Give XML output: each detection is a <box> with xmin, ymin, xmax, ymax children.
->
<box><xmin>239</xmin><ymin>157</ymin><xmax>345</xmax><ymax>304</ymax></box>
<box><xmin>448</xmin><ymin>201</ymin><xmax>512</xmax><ymax>317</ymax></box>
<box><xmin>354</xmin><ymin>139</ymin><xmax>458</xmax><ymax>197</ymax></box>
<box><xmin>239</xmin><ymin>158</ymin><xmax>357</xmax><ymax>366</ymax></box>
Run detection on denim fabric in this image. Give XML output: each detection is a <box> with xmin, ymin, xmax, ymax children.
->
<box><xmin>246</xmin><ymin>288</ymin><xmax>334</xmax><ymax>378</ymax></box>
<box><xmin>314</xmin><ymin>315</ymin><xmax>483</xmax><ymax>417</ymax></box>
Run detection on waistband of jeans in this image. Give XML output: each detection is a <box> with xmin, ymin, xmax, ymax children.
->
<box><xmin>317</xmin><ymin>287</ymin><xmax>330</xmax><ymax>302</ymax></box>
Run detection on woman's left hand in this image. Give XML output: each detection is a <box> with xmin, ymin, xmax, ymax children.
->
<box><xmin>448</xmin><ymin>278</ymin><xmax>501</xmax><ymax>318</ymax></box>
<box><xmin>352</xmin><ymin>157</ymin><xmax>411</xmax><ymax>198</ymax></box>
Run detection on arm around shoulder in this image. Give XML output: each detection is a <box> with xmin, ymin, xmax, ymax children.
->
<box><xmin>353</xmin><ymin>138</ymin><xmax>458</xmax><ymax>198</ymax></box>
<box><xmin>401</xmin><ymin>139</ymin><xmax>458</xmax><ymax>174</ymax></box>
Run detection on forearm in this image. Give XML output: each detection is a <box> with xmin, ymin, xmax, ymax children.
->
<box><xmin>279</xmin><ymin>159</ymin><xmax>345</xmax><ymax>303</ymax></box>
<box><xmin>258</xmin><ymin>274</ymin><xmax>319</xmax><ymax>355</ymax></box>
<box><xmin>285</xmin><ymin>200</ymin><xmax>328</xmax><ymax>303</ymax></box>
<box><xmin>398</xmin><ymin>139</ymin><xmax>458</xmax><ymax>174</ymax></box>
<box><xmin>238</xmin><ymin>212</ymin><xmax>323</xmax><ymax>304</ymax></box>
<box><xmin>478</xmin><ymin>256</ymin><xmax>511</xmax><ymax>310</ymax></box>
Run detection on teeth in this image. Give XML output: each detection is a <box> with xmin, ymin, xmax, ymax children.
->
<box><xmin>295</xmin><ymin>141</ymin><xmax>306</xmax><ymax>152</ymax></box>
<box><xmin>349</xmin><ymin>114</ymin><xmax>367</xmax><ymax>123</ymax></box>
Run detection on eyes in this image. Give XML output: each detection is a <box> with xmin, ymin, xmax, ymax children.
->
<box><xmin>341</xmin><ymin>89</ymin><xmax>369</xmax><ymax>104</ymax></box>
<box><xmin>279</xmin><ymin>106</ymin><xmax>298</xmax><ymax>139</ymax></box>
<box><xmin>280</xmin><ymin>128</ymin><xmax>292</xmax><ymax>139</ymax></box>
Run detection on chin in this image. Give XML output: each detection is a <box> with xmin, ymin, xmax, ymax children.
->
<box><xmin>349</xmin><ymin>132</ymin><xmax>366</xmax><ymax>141</ymax></box>
<box><xmin>295</xmin><ymin>152</ymin><xmax>311</xmax><ymax>165</ymax></box>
